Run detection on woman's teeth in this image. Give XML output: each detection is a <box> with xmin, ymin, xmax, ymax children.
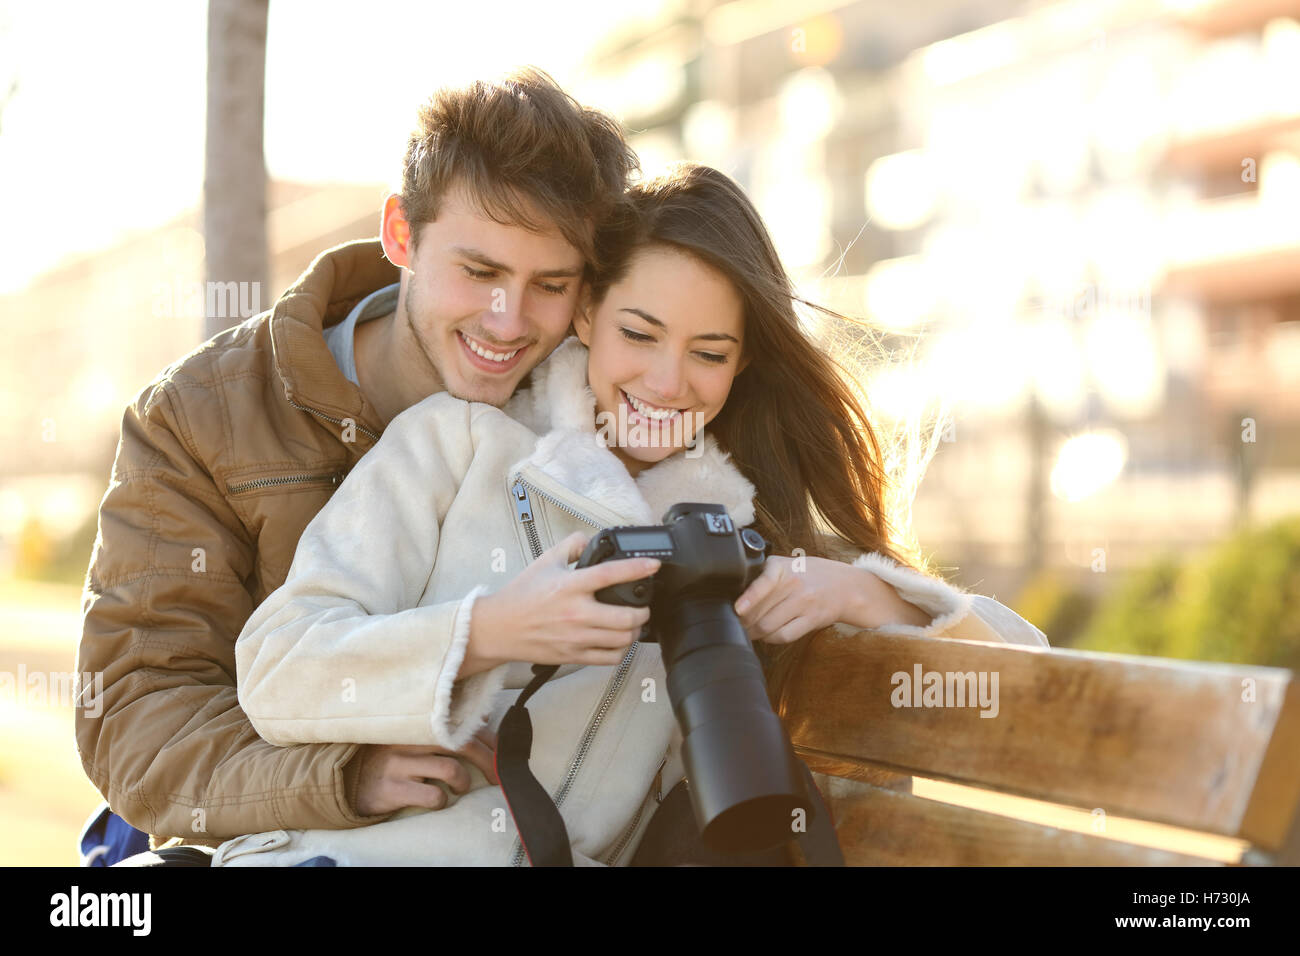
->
<box><xmin>460</xmin><ymin>332</ymin><xmax>519</xmax><ymax>362</ymax></box>
<box><xmin>624</xmin><ymin>390</ymin><xmax>682</xmax><ymax>421</ymax></box>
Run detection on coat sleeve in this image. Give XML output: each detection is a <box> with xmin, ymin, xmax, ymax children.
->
<box><xmin>844</xmin><ymin>550</ymin><xmax>1050</xmax><ymax>648</ymax></box>
<box><xmin>76</xmin><ymin>382</ymin><xmax>387</xmax><ymax>842</ymax></box>
<box><xmin>235</xmin><ymin>397</ymin><xmax>513</xmax><ymax>751</ymax></box>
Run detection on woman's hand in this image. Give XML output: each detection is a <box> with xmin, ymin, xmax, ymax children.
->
<box><xmin>734</xmin><ymin>554</ymin><xmax>932</xmax><ymax>644</ymax></box>
<box><xmin>466</xmin><ymin>532</ymin><xmax>659</xmax><ymax>668</ymax></box>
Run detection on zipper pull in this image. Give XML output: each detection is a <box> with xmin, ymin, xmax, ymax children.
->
<box><xmin>511</xmin><ymin>481</ymin><xmax>533</xmax><ymax>524</ymax></box>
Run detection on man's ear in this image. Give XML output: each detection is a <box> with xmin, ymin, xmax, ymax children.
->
<box><xmin>380</xmin><ymin>193</ymin><xmax>414</xmax><ymax>269</ymax></box>
<box><xmin>573</xmin><ymin>287</ymin><xmax>595</xmax><ymax>346</ymax></box>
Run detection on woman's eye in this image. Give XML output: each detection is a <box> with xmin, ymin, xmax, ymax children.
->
<box><xmin>538</xmin><ymin>282</ymin><xmax>568</xmax><ymax>296</ymax></box>
<box><xmin>697</xmin><ymin>352</ymin><xmax>728</xmax><ymax>365</ymax></box>
<box><xmin>619</xmin><ymin>327</ymin><xmax>654</xmax><ymax>343</ymax></box>
<box><xmin>462</xmin><ymin>265</ymin><xmax>495</xmax><ymax>280</ymax></box>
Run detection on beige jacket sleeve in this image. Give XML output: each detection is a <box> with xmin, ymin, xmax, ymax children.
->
<box><xmin>76</xmin><ymin>384</ymin><xmax>385</xmax><ymax>842</ymax></box>
<box><xmin>235</xmin><ymin>396</ymin><xmax>512</xmax><ymax>752</ymax></box>
<box><xmin>845</xmin><ymin>551</ymin><xmax>1050</xmax><ymax>648</ymax></box>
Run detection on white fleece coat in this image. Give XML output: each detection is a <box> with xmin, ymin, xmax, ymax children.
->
<box><xmin>215</xmin><ymin>337</ymin><xmax>1047</xmax><ymax>867</ymax></box>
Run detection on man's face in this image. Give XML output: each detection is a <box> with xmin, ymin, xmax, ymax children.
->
<box><xmin>388</xmin><ymin>182</ymin><xmax>588</xmax><ymax>407</ymax></box>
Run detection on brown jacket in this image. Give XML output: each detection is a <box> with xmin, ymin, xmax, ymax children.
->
<box><xmin>76</xmin><ymin>239</ymin><xmax>402</xmax><ymax>845</ymax></box>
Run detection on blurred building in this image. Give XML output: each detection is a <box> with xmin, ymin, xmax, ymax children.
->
<box><xmin>0</xmin><ymin>180</ymin><xmax>386</xmax><ymax>574</ymax></box>
<box><xmin>580</xmin><ymin>0</ymin><xmax>1300</xmax><ymax>599</ymax></box>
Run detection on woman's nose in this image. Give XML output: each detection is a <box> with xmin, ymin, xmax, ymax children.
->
<box><xmin>643</xmin><ymin>356</ymin><xmax>686</xmax><ymax>402</ymax></box>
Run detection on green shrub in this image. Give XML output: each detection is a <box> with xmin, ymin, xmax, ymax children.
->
<box><xmin>1012</xmin><ymin>570</ymin><xmax>1095</xmax><ymax>648</ymax></box>
<box><xmin>1075</xmin><ymin>554</ymin><xmax>1181</xmax><ymax>658</ymax></box>
<box><xmin>1166</xmin><ymin>517</ymin><xmax>1300</xmax><ymax>670</ymax></box>
<box><xmin>1078</xmin><ymin>516</ymin><xmax>1300</xmax><ymax>668</ymax></box>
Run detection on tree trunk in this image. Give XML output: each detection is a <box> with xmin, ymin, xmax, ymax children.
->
<box><xmin>204</xmin><ymin>0</ymin><xmax>269</xmax><ymax>340</ymax></box>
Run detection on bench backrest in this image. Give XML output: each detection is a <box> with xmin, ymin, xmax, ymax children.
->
<box><xmin>779</xmin><ymin>631</ymin><xmax>1300</xmax><ymax>865</ymax></box>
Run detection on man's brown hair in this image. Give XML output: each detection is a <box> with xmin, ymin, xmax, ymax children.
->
<box><xmin>399</xmin><ymin>66</ymin><xmax>638</xmax><ymax>280</ymax></box>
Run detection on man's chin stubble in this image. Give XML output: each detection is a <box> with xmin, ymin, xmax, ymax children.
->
<box><xmin>402</xmin><ymin>290</ymin><xmax>448</xmax><ymax>396</ymax></box>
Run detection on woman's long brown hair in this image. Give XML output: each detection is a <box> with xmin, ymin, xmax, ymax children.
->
<box><xmin>592</xmin><ymin>163</ymin><xmax>915</xmax><ymax>705</ymax></box>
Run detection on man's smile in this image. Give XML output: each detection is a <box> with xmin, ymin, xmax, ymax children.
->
<box><xmin>458</xmin><ymin>330</ymin><xmax>528</xmax><ymax>373</ymax></box>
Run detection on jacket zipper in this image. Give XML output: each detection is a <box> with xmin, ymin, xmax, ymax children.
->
<box><xmin>226</xmin><ymin>398</ymin><xmax>378</xmax><ymax>496</ymax></box>
<box><xmin>508</xmin><ymin>475</ymin><xmax>640</xmax><ymax>867</ymax></box>
<box><xmin>226</xmin><ymin>472</ymin><xmax>342</xmax><ymax>495</ymax></box>
<box><xmin>287</xmin><ymin>396</ymin><xmax>381</xmax><ymax>442</ymax></box>
<box><xmin>602</xmin><ymin>755</ymin><xmax>667</xmax><ymax>866</ymax></box>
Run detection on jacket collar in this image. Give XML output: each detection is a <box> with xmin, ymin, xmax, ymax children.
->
<box><xmin>269</xmin><ymin>239</ymin><xmax>398</xmax><ymax>442</ymax></box>
<box><xmin>504</xmin><ymin>337</ymin><xmax>757</xmax><ymax>527</ymax></box>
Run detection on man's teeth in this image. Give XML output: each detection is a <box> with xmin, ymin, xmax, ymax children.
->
<box><xmin>461</xmin><ymin>332</ymin><xmax>519</xmax><ymax>362</ymax></box>
<box><xmin>625</xmin><ymin>391</ymin><xmax>681</xmax><ymax>421</ymax></box>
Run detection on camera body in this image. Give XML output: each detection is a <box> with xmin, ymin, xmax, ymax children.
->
<box><xmin>575</xmin><ymin>503</ymin><xmax>809</xmax><ymax>854</ymax></box>
<box><xmin>576</xmin><ymin>502</ymin><xmax>768</xmax><ymax>635</ymax></box>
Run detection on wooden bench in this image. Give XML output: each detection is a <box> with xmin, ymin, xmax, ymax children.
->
<box><xmin>778</xmin><ymin>631</ymin><xmax>1300</xmax><ymax>865</ymax></box>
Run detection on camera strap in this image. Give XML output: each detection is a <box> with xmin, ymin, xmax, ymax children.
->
<box><xmin>496</xmin><ymin>663</ymin><xmax>846</xmax><ymax>867</ymax></box>
<box><xmin>495</xmin><ymin>663</ymin><xmax>572</xmax><ymax>867</ymax></box>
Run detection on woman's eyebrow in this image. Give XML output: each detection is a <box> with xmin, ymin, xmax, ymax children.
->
<box><xmin>620</xmin><ymin>307</ymin><xmax>740</xmax><ymax>343</ymax></box>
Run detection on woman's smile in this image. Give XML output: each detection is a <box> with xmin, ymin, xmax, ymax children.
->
<box><xmin>621</xmin><ymin>389</ymin><xmax>687</xmax><ymax>425</ymax></box>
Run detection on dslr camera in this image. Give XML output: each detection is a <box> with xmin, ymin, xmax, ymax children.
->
<box><xmin>576</xmin><ymin>502</ymin><xmax>812</xmax><ymax>853</ymax></box>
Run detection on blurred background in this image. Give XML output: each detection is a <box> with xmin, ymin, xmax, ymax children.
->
<box><xmin>1</xmin><ymin>0</ymin><xmax>1297</xmax><ymax>863</ymax></box>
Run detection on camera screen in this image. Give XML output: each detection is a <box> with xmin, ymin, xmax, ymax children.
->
<box><xmin>614</xmin><ymin>530</ymin><xmax>674</xmax><ymax>552</ymax></box>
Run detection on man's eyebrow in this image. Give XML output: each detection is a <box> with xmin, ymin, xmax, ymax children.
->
<box><xmin>452</xmin><ymin>246</ymin><xmax>582</xmax><ymax>279</ymax></box>
<box><xmin>620</xmin><ymin>307</ymin><xmax>741</xmax><ymax>343</ymax></box>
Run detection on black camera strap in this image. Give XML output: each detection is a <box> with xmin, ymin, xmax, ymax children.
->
<box><xmin>496</xmin><ymin>664</ymin><xmax>845</xmax><ymax>867</ymax></box>
<box><xmin>495</xmin><ymin>663</ymin><xmax>572</xmax><ymax>867</ymax></box>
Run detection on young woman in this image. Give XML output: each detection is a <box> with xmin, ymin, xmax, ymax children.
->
<box><xmin>214</xmin><ymin>164</ymin><xmax>1046</xmax><ymax>867</ymax></box>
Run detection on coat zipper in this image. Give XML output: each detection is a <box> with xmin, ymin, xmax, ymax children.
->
<box><xmin>287</xmin><ymin>396</ymin><xmax>381</xmax><ymax>442</ymax></box>
<box><xmin>225</xmin><ymin>398</ymin><xmax>378</xmax><ymax>495</ymax></box>
<box><xmin>602</xmin><ymin>755</ymin><xmax>667</xmax><ymax>866</ymax></box>
<box><xmin>226</xmin><ymin>471</ymin><xmax>342</xmax><ymax>495</ymax></box>
<box><xmin>508</xmin><ymin>475</ymin><xmax>640</xmax><ymax>867</ymax></box>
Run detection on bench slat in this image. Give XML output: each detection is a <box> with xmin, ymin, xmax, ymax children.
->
<box><xmin>779</xmin><ymin>631</ymin><xmax>1300</xmax><ymax>846</ymax></box>
<box><xmin>807</xmin><ymin>775</ymin><xmax>1228</xmax><ymax>866</ymax></box>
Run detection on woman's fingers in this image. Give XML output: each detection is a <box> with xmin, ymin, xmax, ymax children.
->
<box><xmin>752</xmin><ymin>590</ymin><xmax>807</xmax><ymax>641</ymax></box>
<box><xmin>553</xmin><ymin>531</ymin><xmax>591</xmax><ymax>566</ymax></box>
<box><xmin>768</xmin><ymin>615</ymin><xmax>819</xmax><ymax>645</ymax></box>
<box><xmin>735</xmin><ymin>559</ymin><xmax>790</xmax><ymax>625</ymax></box>
<box><xmin>580</xmin><ymin>600</ymin><xmax>650</xmax><ymax>633</ymax></box>
<box><xmin>572</xmin><ymin>555</ymin><xmax>661</xmax><ymax>594</ymax></box>
<box><xmin>583</xmin><ymin>642</ymin><xmax>640</xmax><ymax>665</ymax></box>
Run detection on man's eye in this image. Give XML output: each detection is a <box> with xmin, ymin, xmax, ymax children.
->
<box><xmin>619</xmin><ymin>328</ymin><xmax>654</xmax><ymax>343</ymax></box>
<box><xmin>538</xmin><ymin>282</ymin><xmax>568</xmax><ymax>296</ymax></box>
<box><xmin>462</xmin><ymin>265</ymin><xmax>495</xmax><ymax>279</ymax></box>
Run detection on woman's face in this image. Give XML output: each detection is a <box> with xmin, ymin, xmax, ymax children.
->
<box><xmin>575</xmin><ymin>243</ymin><xmax>748</xmax><ymax>474</ymax></box>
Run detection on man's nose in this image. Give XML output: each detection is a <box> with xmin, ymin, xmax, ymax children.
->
<box><xmin>480</xmin><ymin>282</ymin><xmax>528</xmax><ymax>343</ymax></box>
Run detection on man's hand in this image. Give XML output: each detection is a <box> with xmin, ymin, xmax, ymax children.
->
<box><xmin>351</xmin><ymin>729</ymin><xmax>499</xmax><ymax>817</ymax></box>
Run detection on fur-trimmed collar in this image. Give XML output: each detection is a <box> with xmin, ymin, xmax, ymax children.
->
<box><xmin>503</xmin><ymin>336</ymin><xmax>756</xmax><ymax>527</ymax></box>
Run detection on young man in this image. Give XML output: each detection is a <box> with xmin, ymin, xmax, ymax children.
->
<box><xmin>74</xmin><ymin>67</ymin><xmax>638</xmax><ymax>848</ymax></box>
